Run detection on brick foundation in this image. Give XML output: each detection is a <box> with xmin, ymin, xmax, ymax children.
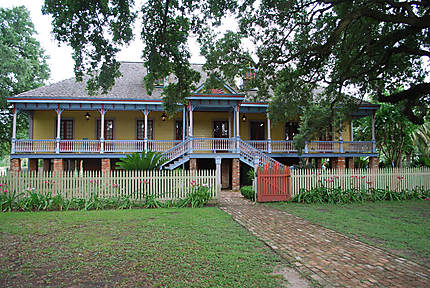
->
<box><xmin>347</xmin><ymin>157</ymin><xmax>355</xmax><ymax>169</ymax></box>
<box><xmin>101</xmin><ymin>159</ymin><xmax>111</xmax><ymax>173</ymax></box>
<box><xmin>29</xmin><ymin>158</ymin><xmax>38</xmax><ymax>172</ymax></box>
<box><xmin>369</xmin><ymin>157</ymin><xmax>379</xmax><ymax>169</ymax></box>
<box><xmin>232</xmin><ymin>158</ymin><xmax>240</xmax><ymax>191</ymax></box>
<box><xmin>10</xmin><ymin>158</ymin><xmax>21</xmax><ymax>173</ymax></box>
<box><xmin>333</xmin><ymin>157</ymin><xmax>346</xmax><ymax>169</ymax></box>
<box><xmin>316</xmin><ymin>158</ymin><xmax>323</xmax><ymax>169</ymax></box>
<box><xmin>53</xmin><ymin>159</ymin><xmax>64</xmax><ymax>172</ymax></box>
<box><xmin>43</xmin><ymin>159</ymin><xmax>50</xmax><ymax>171</ymax></box>
<box><xmin>190</xmin><ymin>158</ymin><xmax>197</xmax><ymax>171</ymax></box>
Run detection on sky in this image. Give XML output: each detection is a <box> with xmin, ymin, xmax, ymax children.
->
<box><xmin>0</xmin><ymin>0</ymin><xmax>208</xmax><ymax>83</ymax></box>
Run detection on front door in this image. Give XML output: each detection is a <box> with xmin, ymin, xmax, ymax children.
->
<box><xmin>250</xmin><ymin>121</ymin><xmax>265</xmax><ymax>140</ymax></box>
<box><xmin>213</xmin><ymin>120</ymin><xmax>229</xmax><ymax>151</ymax></box>
<box><xmin>250</xmin><ymin>121</ymin><xmax>265</xmax><ymax>150</ymax></box>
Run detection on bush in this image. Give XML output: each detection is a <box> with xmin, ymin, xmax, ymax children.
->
<box><xmin>0</xmin><ymin>184</ymin><xmax>214</xmax><ymax>212</ymax></box>
<box><xmin>292</xmin><ymin>186</ymin><xmax>430</xmax><ymax>204</ymax></box>
<box><xmin>240</xmin><ymin>186</ymin><xmax>255</xmax><ymax>201</ymax></box>
<box><xmin>116</xmin><ymin>151</ymin><xmax>168</xmax><ymax>170</ymax></box>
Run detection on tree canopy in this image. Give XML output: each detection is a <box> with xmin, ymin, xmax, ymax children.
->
<box><xmin>42</xmin><ymin>0</ymin><xmax>429</xmax><ymax>129</ymax></box>
<box><xmin>0</xmin><ymin>6</ymin><xmax>50</xmax><ymax>156</ymax></box>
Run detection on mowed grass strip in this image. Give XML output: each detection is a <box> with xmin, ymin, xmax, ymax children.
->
<box><xmin>267</xmin><ymin>200</ymin><xmax>430</xmax><ymax>266</ymax></box>
<box><xmin>0</xmin><ymin>208</ymin><xmax>286</xmax><ymax>287</ymax></box>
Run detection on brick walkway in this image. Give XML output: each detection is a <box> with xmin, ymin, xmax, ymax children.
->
<box><xmin>219</xmin><ymin>191</ymin><xmax>430</xmax><ymax>287</ymax></box>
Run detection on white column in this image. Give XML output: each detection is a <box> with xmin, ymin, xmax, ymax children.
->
<box><xmin>182</xmin><ymin>106</ymin><xmax>186</xmax><ymax>140</ymax></box>
<box><xmin>253</xmin><ymin>156</ymin><xmax>260</xmax><ymax>202</ymax></box>
<box><xmin>188</xmin><ymin>103</ymin><xmax>193</xmax><ymax>137</ymax></box>
<box><xmin>235</xmin><ymin>105</ymin><xmax>240</xmax><ymax>138</ymax></box>
<box><xmin>371</xmin><ymin>111</ymin><xmax>376</xmax><ymax>152</ymax></box>
<box><xmin>228</xmin><ymin>111</ymin><xmax>232</xmax><ymax>138</ymax></box>
<box><xmin>11</xmin><ymin>105</ymin><xmax>17</xmax><ymax>154</ymax></box>
<box><xmin>267</xmin><ymin>113</ymin><xmax>271</xmax><ymax>153</ymax></box>
<box><xmin>188</xmin><ymin>102</ymin><xmax>193</xmax><ymax>153</ymax></box>
<box><xmin>56</xmin><ymin>106</ymin><xmax>63</xmax><ymax>154</ymax></box>
<box><xmin>235</xmin><ymin>105</ymin><xmax>240</xmax><ymax>153</ymax></box>
<box><xmin>350</xmin><ymin>121</ymin><xmax>354</xmax><ymax>141</ymax></box>
<box><xmin>100</xmin><ymin>108</ymin><xmax>106</xmax><ymax>153</ymax></box>
<box><xmin>144</xmin><ymin>106</ymin><xmax>148</xmax><ymax>153</ymax></box>
<box><xmin>215</xmin><ymin>157</ymin><xmax>221</xmax><ymax>198</ymax></box>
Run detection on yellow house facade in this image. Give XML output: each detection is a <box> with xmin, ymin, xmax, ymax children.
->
<box><xmin>8</xmin><ymin>62</ymin><xmax>378</xmax><ymax>190</ymax></box>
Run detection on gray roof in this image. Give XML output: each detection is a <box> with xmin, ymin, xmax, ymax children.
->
<box><xmin>12</xmin><ymin>62</ymin><xmax>212</xmax><ymax>100</ymax></box>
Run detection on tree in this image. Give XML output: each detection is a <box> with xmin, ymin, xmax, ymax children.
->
<box><xmin>42</xmin><ymin>0</ymin><xmax>237</xmax><ymax>115</ymax></box>
<box><xmin>42</xmin><ymin>1</ymin><xmax>429</xmax><ymax>131</ymax></box>
<box><xmin>0</xmin><ymin>6</ymin><xmax>50</xmax><ymax>156</ymax></box>
<box><xmin>354</xmin><ymin>103</ymin><xmax>415</xmax><ymax>167</ymax></box>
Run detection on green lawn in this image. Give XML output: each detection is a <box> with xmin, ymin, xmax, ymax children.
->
<box><xmin>267</xmin><ymin>200</ymin><xmax>430</xmax><ymax>266</ymax></box>
<box><xmin>0</xmin><ymin>208</ymin><xmax>287</xmax><ymax>287</ymax></box>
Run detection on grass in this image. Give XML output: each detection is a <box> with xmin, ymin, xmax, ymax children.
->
<box><xmin>267</xmin><ymin>200</ymin><xmax>430</xmax><ymax>266</ymax></box>
<box><xmin>0</xmin><ymin>208</ymin><xmax>287</xmax><ymax>287</ymax></box>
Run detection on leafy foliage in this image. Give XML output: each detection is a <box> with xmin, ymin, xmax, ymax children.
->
<box><xmin>0</xmin><ymin>6</ymin><xmax>50</xmax><ymax>156</ymax></box>
<box><xmin>42</xmin><ymin>0</ymin><xmax>135</xmax><ymax>94</ymax></box>
<box><xmin>42</xmin><ymin>0</ymin><xmax>429</xmax><ymax>138</ymax></box>
<box><xmin>293</xmin><ymin>186</ymin><xmax>430</xmax><ymax>204</ymax></box>
<box><xmin>43</xmin><ymin>0</ymin><xmax>238</xmax><ymax>115</ymax></box>
<box><xmin>0</xmin><ymin>183</ymin><xmax>213</xmax><ymax>211</ymax></box>
<box><xmin>411</xmin><ymin>117</ymin><xmax>430</xmax><ymax>167</ymax></box>
<box><xmin>116</xmin><ymin>151</ymin><xmax>168</xmax><ymax>170</ymax></box>
<box><xmin>240</xmin><ymin>185</ymin><xmax>255</xmax><ymax>201</ymax></box>
<box><xmin>201</xmin><ymin>0</ymin><xmax>430</xmax><ymax>143</ymax></box>
<box><xmin>354</xmin><ymin>103</ymin><xmax>416</xmax><ymax>167</ymax></box>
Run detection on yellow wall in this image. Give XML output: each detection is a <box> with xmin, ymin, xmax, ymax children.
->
<box><xmin>32</xmin><ymin>110</ymin><xmax>352</xmax><ymax>141</ymax></box>
<box><xmin>193</xmin><ymin>112</ymin><xmax>230</xmax><ymax>138</ymax></box>
<box><xmin>33</xmin><ymin>110</ymin><xmax>180</xmax><ymax>140</ymax></box>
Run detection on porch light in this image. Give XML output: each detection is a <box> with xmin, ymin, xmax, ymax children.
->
<box><xmin>241</xmin><ymin>114</ymin><xmax>247</xmax><ymax>122</ymax></box>
<box><xmin>161</xmin><ymin>112</ymin><xmax>167</xmax><ymax>121</ymax></box>
<box><xmin>85</xmin><ymin>112</ymin><xmax>91</xmax><ymax>121</ymax></box>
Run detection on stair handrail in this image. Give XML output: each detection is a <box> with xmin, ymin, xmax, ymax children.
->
<box><xmin>162</xmin><ymin>138</ymin><xmax>192</xmax><ymax>164</ymax></box>
<box><xmin>239</xmin><ymin>139</ymin><xmax>285</xmax><ymax>168</ymax></box>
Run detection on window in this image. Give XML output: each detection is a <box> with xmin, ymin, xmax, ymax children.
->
<box><xmin>96</xmin><ymin>119</ymin><xmax>114</xmax><ymax>140</ymax></box>
<box><xmin>285</xmin><ymin>122</ymin><xmax>299</xmax><ymax>140</ymax></box>
<box><xmin>213</xmin><ymin>121</ymin><xmax>229</xmax><ymax>138</ymax></box>
<box><xmin>250</xmin><ymin>121</ymin><xmax>265</xmax><ymax>140</ymax></box>
<box><xmin>55</xmin><ymin>119</ymin><xmax>73</xmax><ymax>139</ymax></box>
<box><xmin>136</xmin><ymin>120</ymin><xmax>153</xmax><ymax>140</ymax></box>
<box><xmin>175</xmin><ymin>120</ymin><xmax>183</xmax><ymax>140</ymax></box>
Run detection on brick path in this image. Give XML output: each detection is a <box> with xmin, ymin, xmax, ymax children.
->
<box><xmin>219</xmin><ymin>191</ymin><xmax>430</xmax><ymax>287</ymax></box>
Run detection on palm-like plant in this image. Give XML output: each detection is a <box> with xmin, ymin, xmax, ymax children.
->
<box><xmin>412</xmin><ymin>120</ymin><xmax>430</xmax><ymax>158</ymax></box>
<box><xmin>411</xmin><ymin>119</ymin><xmax>430</xmax><ymax>167</ymax></box>
<box><xmin>116</xmin><ymin>151</ymin><xmax>168</xmax><ymax>170</ymax></box>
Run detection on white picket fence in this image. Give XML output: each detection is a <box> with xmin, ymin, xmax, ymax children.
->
<box><xmin>0</xmin><ymin>170</ymin><xmax>218</xmax><ymax>201</ymax></box>
<box><xmin>290</xmin><ymin>168</ymin><xmax>430</xmax><ymax>197</ymax></box>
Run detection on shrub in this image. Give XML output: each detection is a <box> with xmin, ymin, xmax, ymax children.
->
<box><xmin>240</xmin><ymin>186</ymin><xmax>255</xmax><ymax>201</ymax></box>
<box><xmin>180</xmin><ymin>185</ymin><xmax>211</xmax><ymax>208</ymax></box>
<box><xmin>116</xmin><ymin>151</ymin><xmax>168</xmax><ymax>170</ymax></box>
<box><xmin>292</xmin><ymin>186</ymin><xmax>430</xmax><ymax>204</ymax></box>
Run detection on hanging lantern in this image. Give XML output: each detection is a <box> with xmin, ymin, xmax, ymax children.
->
<box><xmin>85</xmin><ymin>112</ymin><xmax>91</xmax><ymax>120</ymax></box>
<box><xmin>161</xmin><ymin>112</ymin><xmax>167</xmax><ymax>121</ymax></box>
<box><xmin>241</xmin><ymin>114</ymin><xmax>247</xmax><ymax>122</ymax></box>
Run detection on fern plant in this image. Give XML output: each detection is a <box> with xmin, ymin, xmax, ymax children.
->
<box><xmin>116</xmin><ymin>151</ymin><xmax>168</xmax><ymax>170</ymax></box>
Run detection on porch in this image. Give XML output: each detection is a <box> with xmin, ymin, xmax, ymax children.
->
<box><xmin>12</xmin><ymin>138</ymin><xmax>375</xmax><ymax>155</ymax></box>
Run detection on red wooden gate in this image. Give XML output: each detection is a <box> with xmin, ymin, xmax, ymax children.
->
<box><xmin>257</xmin><ymin>164</ymin><xmax>291</xmax><ymax>202</ymax></box>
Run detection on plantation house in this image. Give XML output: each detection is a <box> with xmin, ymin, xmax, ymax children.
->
<box><xmin>7</xmin><ymin>62</ymin><xmax>378</xmax><ymax>190</ymax></box>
